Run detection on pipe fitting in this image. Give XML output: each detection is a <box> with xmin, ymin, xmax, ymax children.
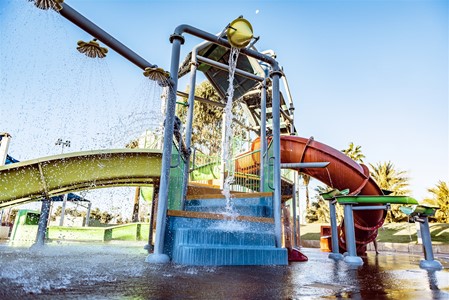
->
<box><xmin>189</xmin><ymin>61</ymin><xmax>199</xmax><ymax>67</ymax></box>
<box><xmin>169</xmin><ymin>33</ymin><xmax>185</xmax><ymax>45</ymax></box>
<box><xmin>269</xmin><ymin>70</ymin><xmax>284</xmax><ymax>79</ymax></box>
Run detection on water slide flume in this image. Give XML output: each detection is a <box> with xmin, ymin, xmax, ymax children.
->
<box><xmin>236</xmin><ymin>135</ymin><xmax>386</xmax><ymax>254</ymax></box>
<box><xmin>0</xmin><ymin>149</ymin><xmax>162</xmax><ymax>209</ymax></box>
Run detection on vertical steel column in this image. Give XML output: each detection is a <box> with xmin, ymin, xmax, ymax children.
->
<box><xmin>0</xmin><ymin>133</ymin><xmax>12</xmax><ymax>165</ymax></box>
<box><xmin>180</xmin><ymin>57</ymin><xmax>198</xmax><ymax>209</ymax></box>
<box><xmin>418</xmin><ymin>217</ymin><xmax>443</xmax><ymax>270</ymax></box>
<box><xmin>270</xmin><ymin>71</ymin><xmax>282</xmax><ymax>247</ymax></box>
<box><xmin>84</xmin><ymin>202</ymin><xmax>91</xmax><ymax>227</ymax></box>
<box><xmin>342</xmin><ymin>204</ymin><xmax>363</xmax><ymax>266</ymax></box>
<box><xmin>291</xmin><ymin>182</ymin><xmax>297</xmax><ymax>248</ymax></box>
<box><xmin>259</xmin><ymin>79</ymin><xmax>267</xmax><ymax>193</ymax></box>
<box><xmin>0</xmin><ymin>133</ymin><xmax>10</xmax><ymax>226</ymax></box>
<box><xmin>32</xmin><ymin>198</ymin><xmax>51</xmax><ymax>248</ymax></box>
<box><xmin>146</xmin><ymin>34</ymin><xmax>184</xmax><ymax>264</ymax></box>
<box><xmin>145</xmin><ymin>189</ymin><xmax>158</xmax><ymax>253</ymax></box>
<box><xmin>220</xmin><ymin>113</ymin><xmax>227</xmax><ymax>190</ymax></box>
<box><xmin>328</xmin><ymin>200</ymin><xmax>344</xmax><ymax>260</ymax></box>
<box><xmin>59</xmin><ymin>194</ymin><xmax>68</xmax><ymax>226</ymax></box>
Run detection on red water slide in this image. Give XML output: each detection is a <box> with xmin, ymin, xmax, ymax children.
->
<box><xmin>247</xmin><ymin>136</ymin><xmax>385</xmax><ymax>254</ymax></box>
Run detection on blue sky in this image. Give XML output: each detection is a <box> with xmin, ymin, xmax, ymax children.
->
<box><xmin>0</xmin><ymin>0</ymin><xmax>448</xmax><ymax>211</ymax></box>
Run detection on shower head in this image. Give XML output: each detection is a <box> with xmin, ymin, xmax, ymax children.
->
<box><xmin>30</xmin><ymin>0</ymin><xmax>64</xmax><ymax>11</ymax></box>
<box><xmin>76</xmin><ymin>39</ymin><xmax>108</xmax><ymax>59</ymax></box>
<box><xmin>143</xmin><ymin>67</ymin><xmax>171</xmax><ymax>87</ymax></box>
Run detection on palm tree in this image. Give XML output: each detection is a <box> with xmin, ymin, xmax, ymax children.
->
<box><xmin>300</xmin><ymin>173</ymin><xmax>311</xmax><ymax>209</ymax></box>
<box><xmin>369</xmin><ymin>161</ymin><xmax>410</xmax><ymax>195</ymax></box>
<box><xmin>426</xmin><ymin>181</ymin><xmax>449</xmax><ymax>223</ymax></box>
<box><xmin>369</xmin><ymin>161</ymin><xmax>410</xmax><ymax>222</ymax></box>
<box><xmin>341</xmin><ymin>142</ymin><xmax>365</xmax><ymax>163</ymax></box>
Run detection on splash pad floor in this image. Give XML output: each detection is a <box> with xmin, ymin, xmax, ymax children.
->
<box><xmin>0</xmin><ymin>242</ymin><xmax>448</xmax><ymax>299</ymax></box>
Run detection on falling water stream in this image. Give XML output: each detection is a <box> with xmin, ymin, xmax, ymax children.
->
<box><xmin>221</xmin><ymin>48</ymin><xmax>239</xmax><ymax>216</ymax></box>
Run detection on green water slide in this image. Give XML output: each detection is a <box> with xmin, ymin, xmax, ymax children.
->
<box><xmin>0</xmin><ymin>149</ymin><xmax>162</xmax><ymax>209</ymax></box>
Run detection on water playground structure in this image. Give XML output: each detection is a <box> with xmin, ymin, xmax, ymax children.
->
<box><xmin>0</xmin><ymin>0</ymin><xmax>443</xmax><ymax>270</ymax></box>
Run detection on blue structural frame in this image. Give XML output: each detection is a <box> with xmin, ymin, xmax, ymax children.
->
<box><xmin>147</xmin><ymin>24</ymin><xmax>285</xmax><ymax>264</ymax></box>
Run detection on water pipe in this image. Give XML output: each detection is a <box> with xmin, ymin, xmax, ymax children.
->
<box><xmin>259</xmin><ymin>79</ymin><xmax>267</xmax><ymax>193</ymax></box>
<box><xmin>59</xmin><ymin>3</ymin><xmax>157</xmax><ymax>70</ymax></box>
<box><xmin>280</xmin><ymin>162</ymin><xmax>330</xmax><ymax>169</ymax></box>
<box><xmin>146</xmin><ymin>33</ymin><xmax>184</xmax><ymax>264</ymax></box>
<box><xmin>270</xmin><ymin>70</ymin><xmax>283</xmax><ymax>247</ymax></box>
<box><xmin>180</xmin><ymin>40</ymin><xmax>211</xmax><ymax>208</ymax></box>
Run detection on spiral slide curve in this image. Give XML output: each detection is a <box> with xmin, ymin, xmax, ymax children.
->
<box><xmin>253</xmin><ymin>136</ymin><xmax>385</xmax><ymax>254</ymax></box>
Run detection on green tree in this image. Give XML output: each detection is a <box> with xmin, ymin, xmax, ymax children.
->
<box><xmin>305</xmin><ymin>185</ymin><xmax>345</xmax><ymax>224</ymax></box>
<box><xmin>426</xmin><ymin>181</ymin><xmax>449</xmax><ymax>223</ymax></box>
<box><xmin>369</xmin><ymin>161</ymin><xmax>411</xmax><ymax>222</ymax></box>
<box><xmin>341</xmin><ymin>142</ymin><xmax>365</xmax><ymax>163</ymax></box>
<box><xmin>177</xmin><ymin>81</ymin><xmax>248</xmax><ymax>156</ymax></box>
<box><xmin>305</xmin><ymin>193</ymin><xmax>330</xmax><ymax>223</ymax></box>
<box><xmin>89</xmin><ymin>207</ymin><xmax>113</xmax><ymax>224</ymax></box>
<box><xmin>177</xmin><ymin>81</ymin><xmax>223</xmax><ymax>156</ymax></box>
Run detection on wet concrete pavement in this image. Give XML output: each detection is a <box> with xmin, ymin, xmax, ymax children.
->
<box><xmin>0</xmin><ymin>243</ymin><xmax>448</xmax><ymax>299</ymax></box>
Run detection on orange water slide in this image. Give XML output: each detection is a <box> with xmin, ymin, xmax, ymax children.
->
<box><xmin>237</xmin><ymin>136</ymin><xmax>385</xmax><ymax>254</ymax></box>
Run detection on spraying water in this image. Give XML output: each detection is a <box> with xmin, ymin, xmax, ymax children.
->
<box><xmin>221</xmin><ymin>47</ymin><xmax>240</xmax><ymax>220</ymax></box>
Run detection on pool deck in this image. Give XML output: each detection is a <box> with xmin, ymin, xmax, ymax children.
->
<box><xmin>0</xmin><ymin>242</ymin><xmax>447</xmax><ymax>299</ymax></box>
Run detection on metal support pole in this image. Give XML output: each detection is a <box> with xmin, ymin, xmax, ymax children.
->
<box><xmin>60</xmin><ymin>3</ymin><xmax>156</xmax><ymax>70</ymax></box>
<box><xmin>328</xmin><ymin>200</ymin><xmax>344</xmax><ymax>260</ymax></box>
<box><xmin>259</xmin><ymin>79</ymin><xmax>267</xmax><ymax>192</ymax></box>
<box><xmin>342</xmin><ymin>204</ymin><xmax>363</xmax><ymax>266</ymax></box>
<box><xmin>291</xmin><ymin>183</ymin><xmax>297</xmax><ymax>248</ymax></box>
<box><xmin>0</xmin><ymin>133</ymin><xmax>12</xmax><ymax>165</ymax></box>
<box><xmin>270</xmin><ymin>71</ymin><xmax>282</xmax><ymax>248</ymax></box>
<box><xmin>181</xmin><ymin>58</ymin><xmax>199</xmax><ymax>208</ymax></box>
<box><xmin>59</xmin><ymin>194</ymin><xmax>68</xmax><ymax>226</ymax></box>
<box><xmin>132</xmin><ymin>187</ymin><xmax>141</xmax><ymax>222</ymax></box>
<box><xmin>84</xmin><ymin>202</ymin><xmax>91</xmax><ymax>227</ymax></box>
<box><xmin>418</xmin><ymin>217</ymin><xmax>442</xmax><ymax>270</ymax></box>
<box><xmin>146</xmin><ymin>35</ymin><xmax>184</xmax><ymax>264</ymax></box>
<box><xmin>280</xmin><ymin>162</ymin><xmax>330</xmax><ymax>169</ymax></box>
<box><xmin>144</xmin><ymin>189</ymin><xmax>158</xmax><ymax>253</ymax></box>
<box><xmin>220</xmin><ymin>112</ymin><xmax>227</xmax><ymax>190</ymax></box>
<box><xmin>32</xmin><ymin>198</ymin><xmax>51</xmax><ymax>248</ymax></box>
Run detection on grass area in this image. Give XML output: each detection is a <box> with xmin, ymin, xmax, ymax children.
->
<box><xmin>300</xmin><ymin>222</ymin><xmax>449</xmax><ymax>244</ymax></box>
